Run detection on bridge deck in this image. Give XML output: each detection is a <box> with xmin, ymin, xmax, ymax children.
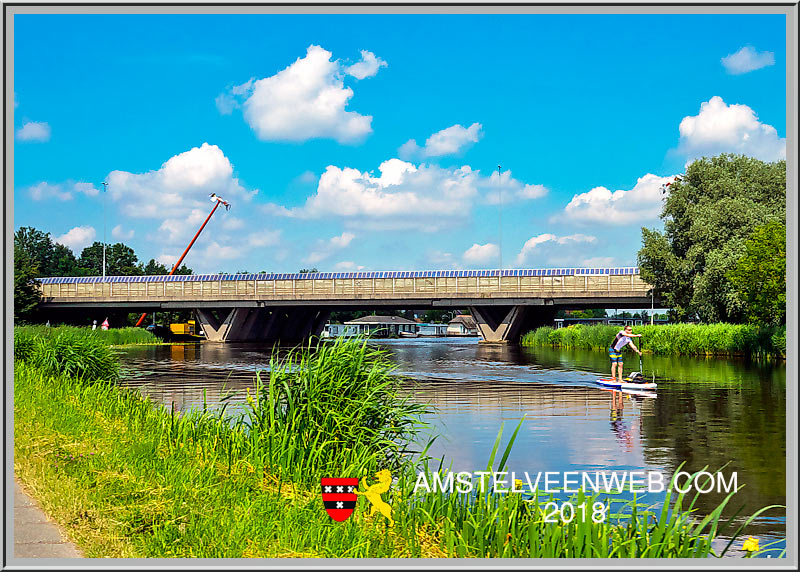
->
<box><xmin>38</xmin><ymin>267</ymin><xmax>651</xmax><ymax>307</ymax></box>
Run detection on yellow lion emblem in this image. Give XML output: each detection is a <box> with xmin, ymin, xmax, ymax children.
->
<box><xmin>355</xmin><ymin>469</ymin><xmax>394</xmax><ymax>527</ymax></box>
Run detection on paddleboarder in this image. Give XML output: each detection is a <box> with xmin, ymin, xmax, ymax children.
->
<box><xmin>608</xmin><ymin>325</ymin><xmax>642</xmax><ymax>383</ymax></box>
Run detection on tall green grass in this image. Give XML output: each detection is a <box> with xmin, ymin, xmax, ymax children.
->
<box><xmin>237</xmin><ymin>336</ymin><xmax>428</xmax><ymax>487</ymax></box>
<box><xmin>13</xmin><ymin>334</ymin><xmax>784</xmax><ymax>558</ymax></box>
<box><xmin>15</xmin><ymin>326</ymin><xmax>119</xmax><ymax>381</ymax></box>
<box><xmin>15</xmin><ymin>324</ymin><xmax>161</xmax><ymax>346</ymax></box>
<box><xmin>521</xmin><ymin>323</ymin><xmax>786</xmax><ymax>358</ymax></box>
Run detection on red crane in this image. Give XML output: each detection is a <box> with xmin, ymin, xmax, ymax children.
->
<box><xmin>135</xmin><ymin>194</ymin><xmax>231</xmax><ymax>327</ymax></box>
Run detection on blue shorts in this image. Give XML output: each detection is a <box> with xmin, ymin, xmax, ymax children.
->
<box><xmin>608</xmin><ymin>347</ymin><xmax>623</xmax><ymax>363</ymax></box>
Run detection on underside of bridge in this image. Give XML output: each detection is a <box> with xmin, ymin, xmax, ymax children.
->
<box><xmin>191</xmin><ymin>304</ymin><xmax>553</xmax><ymax>344</ymax></box>
<box><xmin>194</xmin><ymin>307</ymin><xmax>330</xmax><ymax>343</ymax></box>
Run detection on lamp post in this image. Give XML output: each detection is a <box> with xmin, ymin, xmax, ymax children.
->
<box><xmin>101</xmin><ymin>181</ymin><xmax>109</xmax><ymax>278</ymax></box>
<box><xmin>497</xmin><ymin>164</ymin><xmax>502</xmax><ymax>270</ymax></box>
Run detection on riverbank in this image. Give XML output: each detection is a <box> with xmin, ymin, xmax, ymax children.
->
<box><xmin>13</xmin><ymin>330</ymin><xmax>781</xmax><ymax>558</ymax></box>
<box><xmin>521</xmin><ymin>323</ymin><xmax>785</xmax><ymax>359</ymax></box>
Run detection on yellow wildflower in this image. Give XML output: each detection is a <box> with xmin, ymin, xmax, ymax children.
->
<box><xmin>246</xmin><ymin>387</ymin><xmax>256</xmax><ymax>407</ymax></box>
<box><xmin>514</xmin><ymin>479</ymin><xmax>524</xmax><ymax>490</ymax></box>
<box><xmin>742</xmin><ymin>537</ymin><xmax>759</xmax><ymax>552</ymax></box>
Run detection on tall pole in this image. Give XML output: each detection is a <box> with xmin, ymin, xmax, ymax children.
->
<box><xmin>135</xmin><ymin>200</ymin><xmax>222</xmax><ymax>327</ymax></box>
<box><xmin>497</xmin><ymin>164</ymin><xmax>502</xmax><ymax>270</ymax></box>
<box><xmin>101</xmin><ymin>181</ymin><xmax>108</xmax><ymax>278</ymax></box>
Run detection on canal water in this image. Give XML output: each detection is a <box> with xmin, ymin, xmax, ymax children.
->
<box><xmin>116</xmin><ymin>337</ymin><xmax>786</xmax><ymax>554</ymax></box>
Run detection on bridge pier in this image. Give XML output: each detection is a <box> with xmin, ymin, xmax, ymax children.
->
<box><xmin>470</xmin><ymin>305</ymin><xmax>556</xmax><ymax>344</ymax></box>
<box><xmin>195</xmin><ymin>307</ymin><xmax>330</xmax><ymax>343</ymax></box>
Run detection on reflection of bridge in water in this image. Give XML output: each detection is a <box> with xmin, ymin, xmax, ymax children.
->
<box><xmin>38</xmin><ymin>266</ymin><xmax>661</xmax><ymax>343</ymax></box>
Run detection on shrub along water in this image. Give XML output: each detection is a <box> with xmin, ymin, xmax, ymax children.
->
<box><xmin>520</xmin><ymin>323</ymin><xmax>785</xmax><ymax>358</ymax></box>
<box><xmin>13</xmin><ymin>332</ymin><xmax>783</xmax><ymax>558</ymax></box>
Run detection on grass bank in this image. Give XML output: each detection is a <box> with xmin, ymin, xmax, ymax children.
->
<box><xmin>13</xmin><ymin>330</ymin><xmax>783</xmax><ymax>558</ymax></box>
<box><xmin>521</xmin><ymin>323</ymin><xmax>785</xmax><ymax>359</ymax></box>
<box><xmin>15</xmin><ymin>324</ymin><xmax>162</xmax><ymax>348</ymax></box>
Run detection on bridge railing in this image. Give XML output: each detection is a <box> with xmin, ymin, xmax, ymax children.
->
<box><xmin>38</xmin><ymin>268</ymin><xmax>651</xmax><ymax>301</ymax></box>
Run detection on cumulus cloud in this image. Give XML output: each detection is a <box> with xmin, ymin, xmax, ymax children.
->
<box><xmin>559</xmin><ymin>173</ymin><xmax>675</xmax><ymax>225</ymax></box>
<box><xmin>106</xmin><ymin>143</ymin><xmax>256</xmax><ymax>220</ymax></box>
<box><xmin>111</xmin><ymin>225</ymin><xmax>134</xmax><ymax>240</ymax></box>
<box><xmin>16</xmin><ymin>121</ymin><xmax>51</xmax><ymax>142</ymax></box>
<box><xmin>345</xmin><ymin>50</ymin><xmax>387</xmax><ymax>79</ymax></box>
<box><xmin>217</xmin><ymin>45</ymin><xmax>381</xmax><ymax>143</ymax></box>
<box><xmin>399</xmin><ymin>123</ymin><xmax>483</xmax><ymax>159</ymax></box>
<box><xmin>485</xmin><ymin>169</ymin><xmax>548</xmax><ymax>204</ymax></box>
<box><xmin>305</xmin><ymin>232</ymin><xmax>356</xmax><ymax>264</ymax></box>
<box><xmin>515</xmin><ymin>233</ymin><xmax>596</xmax><ymax>266</ymax></box>
<box><xmin>677</xmin><ymin>96</ymin><xmax>785</xmax><ymax>162</ymax></box>
<box><xmin>54</xmin><ymin>226</ymin><xmax>96</xmax><ymax>253</ymax></box>
<box><xmin>27</xmin><ymin>181</ymin><xmax>100</xmax><ymax>201</ymax></box>
<box><xmin>721</xmin><ymin>46</ymin><xmax>774</xmax><ymax>74</ymax></box>
<box><xmin>463</xmin><ymin>243</ymin><xmax>499</xmax><ymax>266</ymax></box>
<box><xmin>272</xmin><ymin>158</ymin><xmax>545</xmax><ymax>231</ymax></box>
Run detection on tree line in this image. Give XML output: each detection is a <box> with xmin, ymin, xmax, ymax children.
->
<box><xmin>14</xmin><ymin>227</ymin><xmax>192</xmax><ymax>322</ymax></box>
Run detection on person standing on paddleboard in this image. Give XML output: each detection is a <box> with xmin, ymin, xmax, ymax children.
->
<box><xmin>608</xmin><ymin>325</ymin><xmax>642</xmax><ymax>383</ymax></box>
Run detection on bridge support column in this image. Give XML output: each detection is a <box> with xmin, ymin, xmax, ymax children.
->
<box><xmin>195</xmin><ymin>307</ymin><xmax>330</xmax><ymax>343</ymax></box>
<box><xmin>470</xmin><ymin>305</ymin><xmax>556</xmax><ymax>344</ymax></box>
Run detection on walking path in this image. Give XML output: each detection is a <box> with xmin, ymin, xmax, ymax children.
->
<box><xmin>13</xmin><ymin>477</ymin><xmax>83</xmax><ymax>559</ymax></box>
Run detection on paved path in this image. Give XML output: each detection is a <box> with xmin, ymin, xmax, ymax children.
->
<box><xmin>13</xmin><ymin>477</ymin><xmax>83</xmax><ymax>559</ymax></box>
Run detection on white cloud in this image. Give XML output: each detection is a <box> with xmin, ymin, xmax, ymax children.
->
<box><xmin>111</xmin><ymin>225</ymin><xmax>134</xmax><ymax>240</ymax></box>
<box><xmin>485</xmin><ymin>169</ymin><xmax>549</xmax><ymax>204</ymax></box>
<box><xmin>218</xmin><ymin>45</ymin><xmax>377</xmax><ymax>143</ymax></box>
<box><xmin>16</xmin><ymin>121</ymin><xmax>51</xmax><ymax>142</ymax></box>
<box><xmin>345</xmin><ymin>50</ymin><xmax>387</xmax><ymax>80</ymax></box>
<box><xmin>221</xmin><ymin>217</ymin><xmax>245</xmax><ymax>231</ymax></box>
<box><xmin>305</xmin><ymin>232</ymin><xmax>356</xmax><ymax>264</ymax></box>
<box><xmin>559</xmin><ymin>173</ymin><xmax>675</xmax><ymax>225</ymax></box>
<box><xmin>27</xmin><ymin>181</ymin><xmax>100</xmax><ymax>201</ymax></box>
<box><xmin>274</xmin><ymin>158</ymin><xmax>544</xmax><ymax>231</ymax></box>
<box><xmin>157</xmin><ymin>253</ymin><xmax>178</xmax><ymax>268</ymax></box>
<box><xmin>334</xmin><ymin>261</ymin><xmax>365</xmax><ymax>271</ymax></box>
<box><xmin>581</xmin><ymin>256</ymin><xmax>615</xmax><ymax>267</ymax></box>
<box><xmin>463</xmin><ymin>242</ymin><xmax>499</xmax><ymax>266</ymax></box>
<box><xmin>677</xmin><ymin>96</ymin><xmax>785</xmax><ymax>162</ymax></box>
<box><xmin>106</xmin><ymin>142</ymin><xmax>257</xmax><ymax>220</ymax></box>
<box><xmin>54</xmin><ymin>226</ymin><xmax>96</xmax><ymax>253</ymax></box>
<box><xmin>721</xmin><ymin>46</ymin><xmax>774</xmax><ymax>75</ymax></box>
<box><xmin>399</xmin><ymin>123</ymin><xmax>483</xmax><ymax>159</ymax></box>
<box><xmin>515</xmin><ymin>233</ymin><xmax>596</xmax><ymax>266</ymax></box>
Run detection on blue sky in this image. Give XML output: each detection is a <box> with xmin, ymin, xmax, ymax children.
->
<box><xmin>13</xmin><ymin>13</ymin><xmax>787</xmax><ymax>274</ymax></box>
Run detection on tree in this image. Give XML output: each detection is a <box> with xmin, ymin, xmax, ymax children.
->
<box><xmin>14</xmin><ymin>243</ymin><xmax>41</xmax><ymax>322</ymax></box>
<box><xmin>141</xmin><ymin>259</ymin><xmax>168</xmax><ymax>275</ymax></box>
<box><xmin>727</xmin><ymin>221</ymin><xmax>786</xmax><ymax>326</ymax></box>
<box><xmin>78</xmin><ymin>242</ymin><xmax>141</xmax><ymax>276</ymax></box>
<box><xmin>299</xmin><ymin>267</ymin><xmax>319</xmax><ymax>274</ymax></box>
<box><xmin>638</xmin><ymin>154</ymin><xmax>785</xmax><ymax>323</ymax></box>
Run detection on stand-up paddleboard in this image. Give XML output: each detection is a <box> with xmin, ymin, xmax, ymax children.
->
<box><xmin>620</xmin><ymin>387</ymin><xmax>658</xmax><ymax>398</ymax></box>
<box><xmin>596</xmin><ymin>378</ymin><xmax>658</xmax><ymax>390</ymax></box>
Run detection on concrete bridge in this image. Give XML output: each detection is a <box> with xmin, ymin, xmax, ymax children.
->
<box><xmin>36</xmin><ymin>267</ymin><xmax>658</xmax><ymax>343</ymax></box>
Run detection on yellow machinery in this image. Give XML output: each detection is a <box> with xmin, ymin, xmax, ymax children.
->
<box><xmin>169</xmin><ymin>320</ymin><xmax>196</xmax><ymax>335</ymax></box>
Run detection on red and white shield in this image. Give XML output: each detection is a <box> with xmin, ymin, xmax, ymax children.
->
<box><xmin>321</xmin><ymin>477</ymin><xmax>359</xmax><ymax>522</ymax></box>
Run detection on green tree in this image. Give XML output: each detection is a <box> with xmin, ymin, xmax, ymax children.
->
<box><xmin>141</xmin><ymin>259</ymin><xmax>168</xmax><ymax>275</ymax></box>
<box><xmin>14</xmin><ymin>226</ymin><xmax>78</xmax><ymax>277</ymax></box>
<box><xmin>727</xmin><ymin>221</ymin><xmax>786</xmax><ymax>326</ymax></box>
<box><xmin>78</xmin><ymin>242</ymin><xmax>142</xmax><ymax>276</ymax></box>
<box><xmin>14</xmin><ymin>244</ymin><xmax>42</xmax><ymax>322</ymax></box>
<box><xmin>638</xmin><ymin>154</ymin><xmax>785</xmax><ymax>322</ymax></box>
<box><xmin>298</xmin><ymin>267</ymin><xmax>319</xmax><ymax>274</ymax></box>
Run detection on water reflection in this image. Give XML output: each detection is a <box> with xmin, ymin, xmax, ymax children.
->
<box><xmin>115</xmin><ymin>338</ymin><xmax>785</xmax><ymax>547</ymax></box>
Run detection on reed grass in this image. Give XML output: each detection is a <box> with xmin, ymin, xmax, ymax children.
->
<box><xmin>13</xmin><ymin>334</ymin><xmax>784</xmax><ymax>558</ymax></box>
<box><xmin>520</xmin><ymin>323</ymin><xmax>786</xmax><ymax>358</ymax></box>
<box><xmin>15</xmin><ymin>324</ymin><xmax>161</xmax><ymax>346</ymax></box>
